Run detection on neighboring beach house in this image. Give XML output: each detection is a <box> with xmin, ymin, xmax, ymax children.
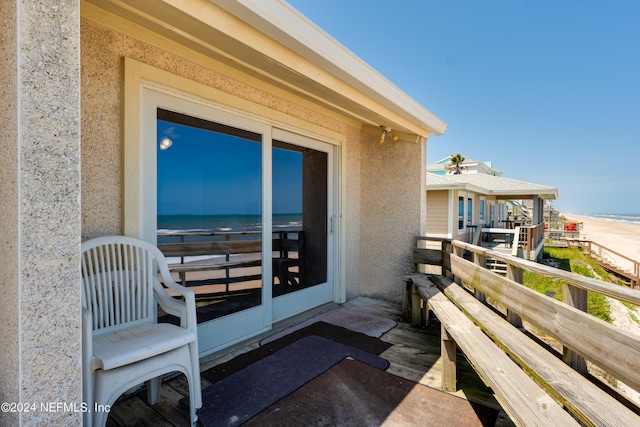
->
<box><xmin>426</xmin><ymin>171</ymin><xmax>558</xmax><ymax>260</ymax></box>
<box><xmin>1</xmin><ymin>1</ymin><xmax>447</xmax><ymax>424</ymax></box>
<box><xmin>427</xmin><ymin>156</ymin><xmax>502</xmax><ymax>176</ymax></box>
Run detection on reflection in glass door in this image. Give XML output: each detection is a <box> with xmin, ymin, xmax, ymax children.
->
<box><xmin>155</xmin><ymin>109</ymin><xmax>264</xmax><ymax>324</ymax></box>
<box><xmin>271</xmin><ymin>131</ymin><xmax>333</xmax><ymax>322</ymax></box>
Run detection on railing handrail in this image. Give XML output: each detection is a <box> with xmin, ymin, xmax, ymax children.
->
<box><xmin>567</xmin><ymin>238</ymin><xmax>640</xmax><ymax>276</ymax></box>
<box><xmin>413</xmin><ymin>236</ymin><xmax>640</xmax><ymax>404</ymax></box>
<box><xmin>449</xmin><ymin>239</ymin><xmax>640</xmax><ymax>305</ymax></box>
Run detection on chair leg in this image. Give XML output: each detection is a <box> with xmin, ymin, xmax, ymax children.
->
<box><xmin>188</xmin><ymin>343</ymin><xmax>202</xmax><ymax>426</ymax></box>
<box><xmin>186</xmin><ymin>371</ymin><xmax>199</xmax><ymax>427</ymax></box>
<box><xmin>189</xmin><ymin>344</ymin><xmax>202</xmax><ymax>409</ymax></box>
<box><xmin>146</xmin><ymin>376</ymin><xmax>162</xmax><ymax>405</ymax></box>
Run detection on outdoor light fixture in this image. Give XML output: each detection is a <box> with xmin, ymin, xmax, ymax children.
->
<box><xmin>159</xmin><ymin>137</ymin><xmax>173</xmax><ymax>150</ymax></box>
<box><xmin>378</xmin><ymin>126</ymin><xmax>399</xmax><ymax>144</ymax></box>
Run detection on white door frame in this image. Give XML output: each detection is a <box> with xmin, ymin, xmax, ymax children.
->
<box><xmin>270</xmin><ymin>128</ymin><xmax>337</xmax><ymax>322</ymax></box>
<box><xmin>135</xmin><ymin>84</ymin><xmax>342</xmax><ymax>356</ymax></box>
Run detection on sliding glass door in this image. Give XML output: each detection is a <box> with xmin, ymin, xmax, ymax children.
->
<box><xmin>143</xmin><ymin>87</ymin><xmax>337</xmax><ymax>355</ymax></box>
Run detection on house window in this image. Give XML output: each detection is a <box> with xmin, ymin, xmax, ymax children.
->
<box><xmin>458</xmin><ymin>196</ymin><xmax>464</xmax><ymax>229</ymax></box>
<box><xmin>479</xmin><ymin>200</ymin><xmax>485</xmax><ymax>224</ymax></box>
<box><xmin>467</xmin><ymin>198</ymin><xmax>473</xmax><ymax>225</ymax></box>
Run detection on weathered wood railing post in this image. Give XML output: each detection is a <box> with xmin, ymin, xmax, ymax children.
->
<box><xmin>563</xmin><ymin>283</ymin><xmax>588</xmax><ymax>373</ymax></box>
<box><xmin>442</xmin><ymin>239</ymin><xmax>453</xmax><ymax>280</ymax></box>
<box><xmin>473</xmin><ymin>252</ymin><xmax>487</xmax><ymax>303</ymax></box>
<box><xmin>506</xmin><ymin>264</ymin><xmax>524</xmax><ymax>328</ymax></box>
<box><xmin>452</xmin><ymin>244</ymin><xmax>465</xmax><ymax>287</ymax></box>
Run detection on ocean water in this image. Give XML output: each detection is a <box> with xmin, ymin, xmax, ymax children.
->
<box><xmin>580</xmin><ymin>213</ymin><xmax>640</xmax><ymax>226</ymax></box>
<box><xmin>157</xmin><ymin>213</ymin><xmax>302</xmax><ymax>243</ymax></box>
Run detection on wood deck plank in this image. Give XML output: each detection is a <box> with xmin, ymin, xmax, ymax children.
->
<box><xmin>104</xmin><ymin>297</ymin><xmax>508</xmax><ymax>426</ymax></box>
<box><xmin>107</xmin><ymin>394</ymin><xmax>174</xmax><ymax>427</ymax></box>
<box><xmin>413</xmin><ymin>277</ymin><xmax>580</xmax><ymax>427</ymax></box>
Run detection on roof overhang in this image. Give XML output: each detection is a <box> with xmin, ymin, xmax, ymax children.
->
<box><xmin>83</xmin><ymin>0</ymin><xmax>447</xmax><ymax>139</ymax></box>
<box><xmin>428</xmin><ymin>184</ymin><xmax>558</xmax><ymax>200</ymax></box>
<box><xmin>426</xmin><ymin>174</ymin><xmax>559</xmax><ymax>200</ymax></box>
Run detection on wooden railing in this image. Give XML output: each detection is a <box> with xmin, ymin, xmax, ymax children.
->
<box><xmin>412</xmin><ymin>236</ymin><xmax>640</xmax><ymax>415</ymax></box>
<box><xmin>516</xmin><ymin>223</ymin><xmax>545</xmax><ymax>258</ymax></box>
<box><xmin>566</xmin><ymin>238</ymin><xmax>640</xmax><ymax>288</ymax></box>
<box><xmin>478</xmin><ymin>223</ymin><xmax>545</xmax><ymax>260</ymax></box>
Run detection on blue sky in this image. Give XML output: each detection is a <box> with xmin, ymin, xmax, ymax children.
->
<box><xmin>286</xmin><ymin>0</ymin><xmax>640</xmax><ymax>214</ymax></box>
<box><xmin>157</xmin><ymin>121</ymin><xmax>303</xmax><ymax>216</ymax></box>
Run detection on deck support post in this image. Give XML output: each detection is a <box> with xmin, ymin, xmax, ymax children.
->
<box><xmin>441</xmin><ymin>324</ymin><xmax>457</xmax><ymax>392</ymax></box>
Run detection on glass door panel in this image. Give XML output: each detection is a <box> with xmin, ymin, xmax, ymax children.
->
<box><xmin>271</xmin><ymin>132</ymin><xmax>334</xmax><ymax>321</ymax></box>
<box><xmin>155</xmin><ymin>108</ymin><xmax>264</xmax><ymax>327</ymax></box>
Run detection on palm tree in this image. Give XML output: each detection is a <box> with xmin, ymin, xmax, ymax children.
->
<box><xmin>446</xmin><ymin>153</ymin><xmax>466</xmax><ymax>174</ymax></box>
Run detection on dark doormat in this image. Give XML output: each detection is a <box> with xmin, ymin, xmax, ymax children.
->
<box><xmin>196</xmin><ymin>336</ymin><xmax>389</xmax><ymax>427</ymax></box>
<box><xmin>245</xmin><ymin>358</ymin><xmax>499</xmax><ymax>427</ymax></box>
<box><xmin>201</xmin><ymin>321</ymin><xmax>392</xmax><ymax>384</ymax></box>
<box><xmin>261</xmin><ymin>307</ymin><xmax>397</xmax><ymax>344</ymax></box>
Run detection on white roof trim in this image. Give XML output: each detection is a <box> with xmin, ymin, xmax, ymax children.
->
<box><xmin>426</xmin><ymin>173</ymin><xmax>559</xmax><ymax>200</ymax></box>
<box><xmin>212</xmin><ymin>0</ymin><xmax>447</xmax><ymax>136</ymax></box>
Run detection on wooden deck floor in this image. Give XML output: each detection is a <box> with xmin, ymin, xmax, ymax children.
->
<box><xmin>105</xmin><ymin>297</ymin><xmax>512</xmax><ymax>427</ymax></box>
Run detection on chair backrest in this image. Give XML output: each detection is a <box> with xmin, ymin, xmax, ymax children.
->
<box><xmin>81</xmin><ymin>236</ymin><xmax>167</xmax><ymax>333</ymax></box>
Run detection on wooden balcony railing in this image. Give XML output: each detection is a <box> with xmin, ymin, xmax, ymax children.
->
<box><xmin>516</xmin><ymin>223</ymin><xmax>545</xmax><ymax>257</ymax></box>
<box><xmin>411</xmin><ymin>236</ymin><xmax>640</xmax><ymax>424</ymax></box>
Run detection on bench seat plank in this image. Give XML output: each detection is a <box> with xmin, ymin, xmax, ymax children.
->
<box><xmin>427</xmin><ymin>274</ymin><xmax>640</xmax><ymax>427</ymax></box>
<box><xmin>412</xmin><ymin>276</ymin><xmax>579</xmax><ymax>427</ymax></box>
<box><xmin>449</xmin><ymin>253</ymin><xmax>640</xmax><ymax>393</ymax></box>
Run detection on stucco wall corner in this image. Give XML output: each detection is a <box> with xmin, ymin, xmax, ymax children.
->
<box><xmin>11</xmin><ymin>1</ymin><xmax>83</xmax><ymax>425</ymax></box>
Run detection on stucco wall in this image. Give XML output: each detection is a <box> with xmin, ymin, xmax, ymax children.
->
<box><xmin>0</xmin><ymin>2</ymin><xmax>20</xmax><ymax>424</ymax></box>
<box><xmin>344</xmin><ymin>126</ymin><xmax>364</xmax><ymax>300</ymax></box>
<box><xmin>359</xmin><ymin>129</ymin><xmax>426</xmax><ymax>303</ymax></box>
<box><xmin>1</xmin><ymin>1</ymin><xmax>82</xmax><ymax>425</ymax></box>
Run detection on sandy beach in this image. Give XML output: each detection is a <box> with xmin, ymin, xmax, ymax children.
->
<box><xmin>562</xmin><ymin>213</ymin><xmax>640</xmax><ymax>404</ymax></box>
<box><xmin>562</xmin><ymin>213</ymin><xmax>640</xmax><ymax>273</ymax></box>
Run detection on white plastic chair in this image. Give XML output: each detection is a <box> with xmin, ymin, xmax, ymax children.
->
<box><xmin>81</xmin><ymin>236</ymin><xmax>202</xmax><ymax>427</ymax></box>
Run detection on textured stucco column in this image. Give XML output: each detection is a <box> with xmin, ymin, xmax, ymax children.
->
<box><xmin>0</xmin><ymin>1</ymin><xmax>82</xmax><ymax>425</ymax></box>
<box><xmin>359</xmin><ymin>130</ymin><xmax>426</xmax><ymax>302</ymax></box>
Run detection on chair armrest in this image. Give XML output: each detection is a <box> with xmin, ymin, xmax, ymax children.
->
<box><xmin>154</xmin><ymin>277</ymin><xmax>197</xmax><ymax>330</ymax></box>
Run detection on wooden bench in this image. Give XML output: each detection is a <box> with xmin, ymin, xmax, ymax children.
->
<box><xmin>158</xmin><ymin>232</ymin><xmax>303</xmax><ymax>291</ymax></box>
<box><xmin>406</xmin><ymin>274</ymin><xmax>640</xmax><ymax>426</ymax></box>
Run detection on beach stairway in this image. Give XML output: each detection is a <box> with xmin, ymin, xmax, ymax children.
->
<box><xmin>570</xmin><ymin>239</ymin><xmax>640</xmax><ymax>288</ymax></box>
